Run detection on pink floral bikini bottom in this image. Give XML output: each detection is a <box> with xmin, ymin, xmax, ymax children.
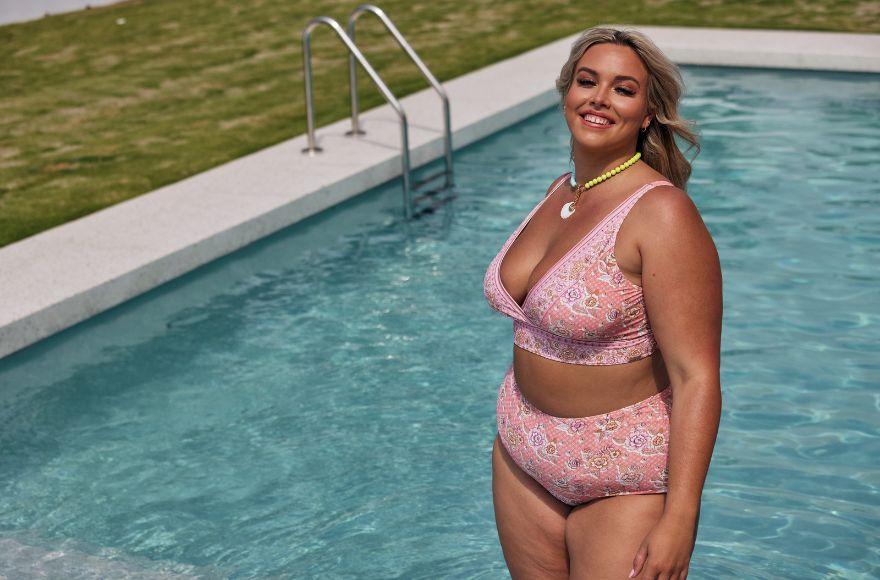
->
<box><xmin>496</xmin><ymin>363</ymin><xmax>672</xmax><ymax>506</ymax></box>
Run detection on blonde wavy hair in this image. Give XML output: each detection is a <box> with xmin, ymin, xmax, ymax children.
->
<box><xmin>556</xmin><ymin>27</ymin><xmax>699</xmax><ymax>189</ymax></box>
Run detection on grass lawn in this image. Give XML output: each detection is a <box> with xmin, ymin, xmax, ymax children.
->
<box><xmin>1</xmin><ymin>0</ymin><xmax>877</xmax><ymax>247</ymax></box>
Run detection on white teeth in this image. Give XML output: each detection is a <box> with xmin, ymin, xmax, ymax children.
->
<box><xmin>583</xmin><ymin>114</ymin><xmax>610</xmax><ymax>125</ymax></box>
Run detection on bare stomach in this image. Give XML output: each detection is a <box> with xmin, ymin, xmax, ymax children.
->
<box><xmin>512</xmin><ymin>346</ymin><xmax>671</xmax><ymax>418</ymax></box>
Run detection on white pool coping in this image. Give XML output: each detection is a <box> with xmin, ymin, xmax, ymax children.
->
<box><xmin>1</xmin><ymin>26</ymin><xmax>878</xmax><ymax>359</ymax></box>
<box><xmin>0</xmin><ymin>0</ymin><xmax>124</xmax><ymax>26</ymax></box>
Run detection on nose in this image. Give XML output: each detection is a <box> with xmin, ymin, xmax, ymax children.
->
<box><xmin>589</xmin><ymin>84</ymin><xmax>610</xmax><ymax>108</ymax></box>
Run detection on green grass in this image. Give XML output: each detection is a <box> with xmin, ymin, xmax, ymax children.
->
<box><xmin>1</xmin><ymin>0</ymin><xmax>877</xmax><ymax>247</ymax></box>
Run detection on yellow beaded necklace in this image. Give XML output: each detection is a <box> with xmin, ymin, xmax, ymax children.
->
<box><xmin>561</xmin><ymin>151</ymin><xmax>642</xmax><ymax>220</ymax></box>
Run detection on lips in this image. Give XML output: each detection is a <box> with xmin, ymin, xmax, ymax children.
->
<box><xmin>583</xmin><ymin>114</ymin><xmax>610</xmax><ymax>125</ymax></box>
<box><xmin>579</xmin><ymin>111</ymin><xmax>614</xmax><ymax>127</ymax></box>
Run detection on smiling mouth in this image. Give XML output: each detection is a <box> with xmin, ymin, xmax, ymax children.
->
<box><xmin>581</xmin><ymin>113</ymin><xmax>612</xmax><ymax>126</ymax></box>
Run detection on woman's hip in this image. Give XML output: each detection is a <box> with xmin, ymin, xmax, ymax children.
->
<box><xmin>495</xmin><ymin>363</ymin><xmax>672</xmax><ymax>506</ymax></box>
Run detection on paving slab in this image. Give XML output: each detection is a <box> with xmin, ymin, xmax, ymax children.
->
<box><xmin>1</xmin><ymin>26</ymin><xmax>878</xmax><ymax>358</ymax></box>
<box><xmin>0</xmin><ymin>0</ymin><xmax>124</xmax><ymax>26</ymax></box>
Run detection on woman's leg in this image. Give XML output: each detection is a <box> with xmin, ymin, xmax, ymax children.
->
<box><xmin>492</xmin><ymin>436</ymin><xmax>571</xmax><ymax>579</ymax></box>
<box><xmin>565</xmin><ymin>493</ymin><xmax>666</xmax><ymax>579</ymax></box>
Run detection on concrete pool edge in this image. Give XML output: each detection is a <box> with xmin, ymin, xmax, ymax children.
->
<box><xmin>1</xmin><ymin>26</ymin><xmax>878</xmax><ymax>359</ymax></box>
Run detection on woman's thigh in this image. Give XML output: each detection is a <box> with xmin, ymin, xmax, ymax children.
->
<box><xmin>565</xmin><ymin>493</ymin><xmax>667</xmax><ymax>580</ymax></box>
<box><xmin>492</xmin><ymin>436</ymin><xmax>570</xmax><ymax>580</ymax></box>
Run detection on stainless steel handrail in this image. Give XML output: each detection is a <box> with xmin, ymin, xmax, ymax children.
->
<box><xmin>301</xmin><ymin>16</ymin><xmax>414</xmax><ymax>217</ymax></box>
<box><xmin>347</xmin><ymin>4</ymin><xmax>453</xmax><ymax>192</ymax></box>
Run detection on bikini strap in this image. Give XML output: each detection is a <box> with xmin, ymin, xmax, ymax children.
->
<box><xmin>629</xmin><ymin>179</ymin><xmax>673</xmax><ymax>205</ymax></box>
<box><xmin>545</xmin><ymin>173</ymin><xmax>572</xmax><ymax>198</ymax></box>
<box><xmin>608</xmin><ymin>180</ymin><xmax>675</xmax><ymax>235</ymax></box>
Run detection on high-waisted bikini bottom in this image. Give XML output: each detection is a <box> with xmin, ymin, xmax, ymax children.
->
<box><xmin>496</xmin><ymin>363</ymin><xmax>672</xmax><ymax>506</ymax></box>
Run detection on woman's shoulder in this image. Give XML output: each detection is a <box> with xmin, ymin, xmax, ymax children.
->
<box><xmin>633</xmin><ymin>179</ymin><xmax>701</xmax><ymax>226</ymax></box>
<box><xmin>543</xmin><ymin>172</ymin><xmax>571</xmax><ymax>198</ymax></box>
<box><xmin>623</xmin><ymin>178</ymin><xmax>712</xmax><ymax>250</ymax></box>
<box><xmin>628</xmin><ymin>186</ymin><xmax>718</xmax><ymax>273</ymax></box>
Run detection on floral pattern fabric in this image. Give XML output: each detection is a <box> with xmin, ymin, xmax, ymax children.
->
<box><xmin>496</xmin><ymin>364</ymin><xmax>672</xmax><ymax>506</ymax></box>
<box><xmin>483</xmin><ymin>178</ymin><xmax>672</xmax><ymax>365</ymax></box>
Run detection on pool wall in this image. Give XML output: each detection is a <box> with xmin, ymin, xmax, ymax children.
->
<box><xmin>1</xmin><ymin>25</ymin><xmax>878</xmax><ymax>359</ymax></box>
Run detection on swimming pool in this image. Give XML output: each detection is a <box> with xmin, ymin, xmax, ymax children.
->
<box><xmin>0</xmin><ymin>65</ymin><xmax>878</xmax><ymax>578</ymax></box>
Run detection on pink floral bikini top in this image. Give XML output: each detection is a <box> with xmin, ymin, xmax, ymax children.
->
<box><xmin>484</xmin><ymin>175</ymin><xmax>672</xmax><ymax>365</ymax></box>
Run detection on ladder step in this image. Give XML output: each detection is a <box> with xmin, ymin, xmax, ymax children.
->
<box><xmin>412</xmin><ymin>169</ymin><xmax>449</xmax><ymax>190</ymax></box>
<box><xmin>411</xmin><ymin>189</ymin><xmax>457</xmax><ymax>218</ymax></box>
<box><xmin>411</xmin><ymin>186</ymin><xmax>453</xmax><ymax>205</ymax></box>
<box><xmin>413</xmin><ymin>199</ymin><xmax>444</xmax><ymax>218</ymax></box>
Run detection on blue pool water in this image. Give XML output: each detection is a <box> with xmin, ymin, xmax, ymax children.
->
<box><xmin>0</xmin><ymin>66</ymin><xmax>878</xmax><ymax>578</ymax></box>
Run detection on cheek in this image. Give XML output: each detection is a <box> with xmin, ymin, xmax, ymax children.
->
<box><xmin>621</xmin><ymin>99</ymin><xmax>649</xmax><ymax>122</ymax></box>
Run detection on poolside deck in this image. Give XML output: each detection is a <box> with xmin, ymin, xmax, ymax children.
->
<box><xmin>1</xmin><ymin>26</ymin><xmax>878</xmax><ymax>358</ymax></box>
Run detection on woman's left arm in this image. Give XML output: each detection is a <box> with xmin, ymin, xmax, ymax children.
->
<box><xmin>630</xmin><ymin>186</ymin><xmax>723</xmax><ymax>580</ymax></box>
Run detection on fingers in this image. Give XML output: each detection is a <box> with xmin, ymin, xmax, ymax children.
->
<box><xmin>630</xmin><ymin>542</ymin><xmax>647</xmax><ymax>578</ymax></box>
<box><xmin>633</xmin><ymin>561</ymin><xmax>690</xmax><ymax>579</ymax></box>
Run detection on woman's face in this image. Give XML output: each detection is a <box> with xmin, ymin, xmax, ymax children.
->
<box><xmin>563</xmin><ymin>43</ymin><xmax>652</xmax><ymax>157</ymax></box>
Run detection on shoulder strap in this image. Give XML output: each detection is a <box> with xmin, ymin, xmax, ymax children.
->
<box><xmin>545</xmin><ymin>173</ymin><xmax>571</xmax><ymax>198</ymax></box>
<box><xmin>630</xmin><ymin>180</ymin><xmax>673</xmax><ymax>204</ymax></box>
<box><xmin>609</xmin><ymin>180</ymin><xmax>674</xmax><ymax>232</ymax></box>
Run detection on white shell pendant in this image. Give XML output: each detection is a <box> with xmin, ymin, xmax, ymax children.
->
<box><xmin>560</xmin><ymin>201</ymin><xmax>576</xmax><ymax>219</ymax></box>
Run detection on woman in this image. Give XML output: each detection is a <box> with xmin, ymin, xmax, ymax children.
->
<box><xmin>484</xmin><ymin>27</ymin><xmax>722</xmax><ymax>579</ymax></box>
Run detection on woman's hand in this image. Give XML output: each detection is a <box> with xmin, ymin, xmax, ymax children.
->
<box><xmin>629</xmin><ymin>513</ymin><xmax>697</xmax><ymax>579</ymax></box>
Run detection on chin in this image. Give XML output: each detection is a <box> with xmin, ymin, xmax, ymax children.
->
<box><xmin>572</xmin><ymin>136</ymin><xmax>619</xmax><ymax>153</ymax></box>
<box><xmin>572</xmin><ymin>131</ymin><xmax>636</xmax><ymax>153</ymax></box>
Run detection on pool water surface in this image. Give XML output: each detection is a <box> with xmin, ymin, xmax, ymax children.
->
<box><xmin>0</xmin><ymin>66</ymin><xmax>878</xmax><ymax>578</ymax></box>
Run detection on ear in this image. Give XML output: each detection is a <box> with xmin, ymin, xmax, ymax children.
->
<box><xmin>642</xmin><ymin>114</ymin><xmax>653</xmax><ymax>131</ymax></box>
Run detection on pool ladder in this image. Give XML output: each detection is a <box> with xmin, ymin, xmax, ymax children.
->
<box><xmin>301</xmin><ymin>4</ymin><xmax>454</xmax><ymax>219</ymax></box>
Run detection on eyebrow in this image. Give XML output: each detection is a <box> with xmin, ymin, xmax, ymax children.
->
<box><xmin>577</xmin><ymin>67</ymin><xmax>641</xmax><ymax>87</ymax></box>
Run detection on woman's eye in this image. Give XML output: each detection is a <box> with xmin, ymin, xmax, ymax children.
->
<box><xmin>576</xmin><ymin>79</ymin><xmax>635</xmax><ymax>96</ymax></box>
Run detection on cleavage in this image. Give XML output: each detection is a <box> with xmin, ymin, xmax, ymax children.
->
<box><xmin>501</xmin><ymin>206</ymin><xmax>586</xmax><ymax>308</ymax></box>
